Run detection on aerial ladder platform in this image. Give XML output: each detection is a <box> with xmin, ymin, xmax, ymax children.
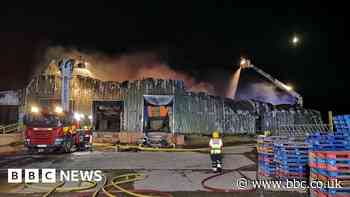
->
<box><xmin>239</xmin><ymin>58</ymin><xmax>303</xmax><ymax>107</ymax></box>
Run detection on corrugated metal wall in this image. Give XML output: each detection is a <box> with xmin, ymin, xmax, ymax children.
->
<box><xmin>21</xmin><ymin>74</ymin><xmax>323</xmax><ymax>135</ymax></box>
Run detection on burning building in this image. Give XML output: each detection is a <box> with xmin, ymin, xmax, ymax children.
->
<box><xmin>0</xmin><ymin>58</ymin><xmax>325</xmax><ymax>137</ymax></box>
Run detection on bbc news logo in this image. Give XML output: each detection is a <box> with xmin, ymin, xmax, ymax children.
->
<box><xmin>8</xmin><ymin>169</ymin><xmax>103</xmax><ymax>183</ymax></box>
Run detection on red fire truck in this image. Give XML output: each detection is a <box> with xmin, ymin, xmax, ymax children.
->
<box><xmin>23</xmin><ymin>106</ymin><xmax>93</xmax><ymax>153</ymax></box>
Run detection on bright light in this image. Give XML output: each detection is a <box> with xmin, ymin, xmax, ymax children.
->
<box><xmin>240</xmin><ymin>58</ymin><xmax>251</xmax><ymax>69</ymax></box>
<box><xmin>55</xmin><ymin>106</ymin><xmax>63</xmax><ymax>114</ymax></box>
<box><xmin>284</xmin><ymin>84</ymin><xmax>293</xmax><ymax>91</ymax></box>
<box><xmin>240</xmin><ymin>58</ymin><xmax>247</xmax><ymax>66</ymax></box>
<box><xmin>80</xmin><ymin>114</ymin><xmax>85</xmax><ymax>119</ymax></box>
<box><xmin>31</xmin><ymin>106</ymin><xmax>40</xmax><ymax>113</ymax></box>
<box><xmin>292</xmin><ymin>36</ymin><xmax>299</xmax><ymax>45</ymax></box>
<box><xmin>88</xmin><ymin>115</ymin><xmax>93</xmax><ymax>120</ymax></box>
<box><xmin>74</xmin><ymin>112</ymin><xmax>81</xmax><ymax>121</ymax></box>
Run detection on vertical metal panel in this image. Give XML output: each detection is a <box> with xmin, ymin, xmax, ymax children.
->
<box><xmin>21</xmin><ymin>73</ymin><xmax>323</xmax><ymax>135</ymax></box>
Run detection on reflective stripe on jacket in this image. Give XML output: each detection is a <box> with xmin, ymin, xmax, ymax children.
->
<box><xmin>209</xmin><ymin>138</ymin><xmax>223</xmax><ymax>154</ymax></box>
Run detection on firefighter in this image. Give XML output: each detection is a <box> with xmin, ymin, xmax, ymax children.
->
<box><xmin>209</xmin><ymin>131</ymin><xmax>223</xmax><ymax>172</ymax></box>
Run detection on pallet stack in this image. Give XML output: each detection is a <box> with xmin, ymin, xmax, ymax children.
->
<box><xmin>309</xmin><ymin>151</ymin><xmax>350</xmax><ymax>197</ymax></box>
<box><xmin>334</xmin><ymin>115</ymin><xmax>350</xmax><ymax>133</ymax></box>
<box><xmin>274</xmin><ymin>142</ymin><xmax>309</xmax><ymax>180</ymax></box>
<box><xmin>257</xmin><ymin>135</ymin><xmax>287</xmax><ymax>178</ymax></box>
<box><xmin>308</xmin><ymin>114</ymin><xmax>350</xmax><ymax>197</ymax></box>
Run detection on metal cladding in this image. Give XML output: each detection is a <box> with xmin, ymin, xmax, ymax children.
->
<box><xmin>20</xmin><ymin>64</ymin><xmax>324</xmax><ymax>135</ymax></box>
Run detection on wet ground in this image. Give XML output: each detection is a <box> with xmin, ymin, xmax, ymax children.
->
<box><xmin>0</xmin><ymin>144</ymin><xmax>308</xmax><ymax>197</ymax></box>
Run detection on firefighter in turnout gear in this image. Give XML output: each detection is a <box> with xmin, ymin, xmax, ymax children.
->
<box><xmin>209</xmin><ymin>131</ymin><xmax>223</xmax><ymax>172</ymax></box>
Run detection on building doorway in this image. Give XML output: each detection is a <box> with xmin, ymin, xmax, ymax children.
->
<box><xmin>143</xmin><ymin>95</ymin><xmax>174</xmax><ymax>133</ymax></box>
<box><xmin>93</xmin><ymin>101</ymin><xmax>123</xmax><ymax>132</ymax></box>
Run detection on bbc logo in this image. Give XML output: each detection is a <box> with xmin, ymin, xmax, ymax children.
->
<box><xmin>8</xmin><ymin>169</ymin><xmax>56</xmax><ymax>183</ymax></box>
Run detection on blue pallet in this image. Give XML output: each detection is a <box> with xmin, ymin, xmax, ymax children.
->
<box><xmin>274</xmin><ymin>147</ymin><xmax>309</xmax><ymax>152</ymax></box>
<box><xmin>259</xmin><ymin>159</ymin><xmax>275</xmax><ymax>163</ymax></box>
<box><xmin>313</xmin><ymin>140</ymin><xmax>350</xmax><ymax>145</ymax></box>
<box><xmin>316</xmin><ymin>158</ymin><xmax>350</xmax><ymax>166</ymax></box>
<box><xmin>276</xmin><ymin>152</ymin><xmax>308</xmax><ymax>156</ymax></box>
<box><xmin>277</xmin><ymin>168</ymin><xmax>307</xmax><ymax>173</ymax></box>
<box><xmin>319</xmin><ymin>187</ymin><xmax>350</xmax><ymax>195</ymax></box>
<box><xmin>309</xmin><ymin>131</ymin><xmax>350</xmax><ymax>137</ymax></box>
<box><xmin>258</xmin><ymin>152</ymin><xmax>274</xmax><ymax>157</ymax></box>
<box><xmin>276</xmin><ymin>163</ymin><xmax>308</xmax><ymax>168</ymax></box>
<box><xmin>335</xmin><ymin>129</ymin><xmax>350</xmax><ymax>134</ymax></box>
<box><xmin>259</xmin><ymin>160</ymin><xmax>275</xmax><ymax>165</ymax></box>
<box><xmin>276</xmin><ymin>165</ymin><xmax>308</xmax><ymax>170</ymax></box>
<box><xmin>259</xmin><ymin>162</ymin><xmax>276</xmax><ymax>167</ymax></box>
<box><xmin>259</xmin><ymin>164</ymin><xmax>275</xmax><ymax>169</ymax></box>
<box><xmin>275</xmin><ymin>149</ymin><xmax>309</xmax><ymax>153</ymax></box>
<box><xmin>259</xmin><ymin>165</ymin><xmax>276</xmax><ymax>169</ymax></box>
<box><xmin>277</xmin><ymin>168</ymin><xmax>308</xmax><ymax>173</ymax></box>
<box><xmin>276</xmin><ymin>165</ymin><xmax>308</xmax><ymax>171</ymax></box>
<box><xmin>275</xmin><ymin>155</ymin><xmax>308</xmax><ymax>160</ymax></box>
<box><xmin>314</xmin><ymin>168</ymin><xmax>350</xmax><ymax>178</ymax></box>
<box><xmin>275</xmin><ymin>157</ymin><xmax>308</xmax><ymax>163</ymax></box>
<box><xmin>275</xmin><ymin>143</ymin><xmax>309</xmax><ymax>148</ymax></box>
<box><xmin>275</xmin><ymin>153</ymin><xmax>308</xmax><ymax>156</ymax></box>
<box><xmin>307</xmin><ymin>135</ymin><xmax>350</xmax><ymax>140</ymax></box>
<box><xmin>310</xmin><ymin>144</ymin><xmax>350</xmax><ymax>151</ymax></box>
<box><xmin>335</xmin><ymin>129</ymin><xmax>350</xmax><ymax>132</ymax></box>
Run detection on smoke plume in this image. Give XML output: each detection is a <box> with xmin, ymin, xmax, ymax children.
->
<box><xmin>38</xmin><ymin>46</ymin><xmax>216</xmax><ymax>94</ymax></box>
<box><xmin>236</xmin><ymin>82</ymin><xmax>295</xmax><ymax>105</ymax></box>
<box><xmin>34</xmin><ymin>46</ymin><xmax>295</xmax><ymax>104</ymax></box>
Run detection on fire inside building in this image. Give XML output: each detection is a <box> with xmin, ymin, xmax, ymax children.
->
<box><xmin>0</xmin><ymin>58</ymin><xmax>325</xmax><ymax>141</ymax></box>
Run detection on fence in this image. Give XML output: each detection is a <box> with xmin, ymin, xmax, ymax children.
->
<box><xmin>273</xmin><ymin>124</ymin><xmax>329</xmax><ymax>137</ymax></box>
<box><xmin>0</xmin><ymin>123</ymin><xmax>22</xmax><ymax>134</ymax></box>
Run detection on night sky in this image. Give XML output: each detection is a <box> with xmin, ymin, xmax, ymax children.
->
<box><xmin>0</xmin><ymin>2</ymin><xmax>347</xmax><ymax>115</ymax></box>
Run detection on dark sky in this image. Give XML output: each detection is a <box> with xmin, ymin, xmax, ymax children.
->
<box><xmin>0</xmin><ymin>1</ymin><xmax>347</xmax><ymax>114</ymax></box>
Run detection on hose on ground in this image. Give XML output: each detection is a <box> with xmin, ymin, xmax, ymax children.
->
<box><xmin>201</xmin><ymin>170</ymin><xmax>256</xmax><ymax>192</ymax></box>
<box><xmin>93</xmin><ymin>143</ymin><xmax>209</xmax><ymax>153</ymax></box>
<box><xmin>98</xmin><ymin>173</ymin><xmax>173</xmax><ymax>197</ymax></box>
<box><xmin>25</xmin><ymin>180</ymin><xmax>97</xmax><ymax>197</ymax></box>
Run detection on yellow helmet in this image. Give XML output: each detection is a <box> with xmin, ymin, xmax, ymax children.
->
<box><xmin>212</xmin><ymin>131</ymin><xmax>220</xmax><ymax>138</ymax></box>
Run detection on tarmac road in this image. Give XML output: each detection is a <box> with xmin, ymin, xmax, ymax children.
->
<box><xmin>0</xmin><ymin>144</ymin><xmax>307</xmax><ymax>196</ymax></box>
<box><xmin>0</xmin><ymin>144</ymin><xmax>256</xmax><ymax>170</ymax></box>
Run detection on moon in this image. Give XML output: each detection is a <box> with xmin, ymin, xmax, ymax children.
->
<box><xmin>291</xmin><ymin>35</ymin><xmax>300</xmax><ymax>46</ymax></box>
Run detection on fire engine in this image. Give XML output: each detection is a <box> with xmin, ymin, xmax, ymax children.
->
<box><xmin>24</xmin><ymin>106</ymin><xmax>92</xmax><ymax>153</ymax></box>
<box><xmin>23</xmin><ymin>58</ymin><xmax>93</xmax><ymax>153</ymax></box>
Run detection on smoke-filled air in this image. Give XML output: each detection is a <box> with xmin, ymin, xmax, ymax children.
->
<box><xmin>235</xmin><ymin>82</ymin><xmax>295</xmax><ymax>105</ymax></box>
<box><xmin>36</xmin><ymin>46</ymin><xmax>293</xmax><ymax>105</ymax></box>
<box><xmin>38</xmin><ymin>46</ymin><xmax>216</xmax><ymax>95</ymax></box>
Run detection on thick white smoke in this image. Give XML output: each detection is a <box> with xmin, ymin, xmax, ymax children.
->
<box><xmin>236</xmin><ymin>82</ymin><xmax>295</xmax><ymax>105</ymax></box>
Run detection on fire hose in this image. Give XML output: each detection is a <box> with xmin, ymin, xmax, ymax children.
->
<box><xmin>26</xmin><ymin>173</ymin><xmax>172</xmax><ymax>197</ymax></box>
<box><xmin>201</xmin><ymin>170</ymin><xmax>256</xmax><ymax>192</ymax></box>
<box><xmin>96</xmin><ymin>173</ymin><xmax>173</xmax><ymax>197</ymax></box>
<box><xmin>93</xmin><ymin>142</ymin><xmax>209</xmax><ymax>153</ymax></box>
<box><xmin>25</xmin><ymin>144</ymin><xmax>259</xmax><ymax>196</ymax></box>
<box><xmin>25</xmin><ymin>180</ymin><xmax>97</xmax><ymax>197</ymax></box>
<box><xmin>26</xmin><ymin>171</ymin><xmax>257</xmax><ymax>197</ymax></box>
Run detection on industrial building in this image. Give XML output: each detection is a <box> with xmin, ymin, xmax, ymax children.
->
<box><xmin>0</xmin><ymin>59</ymin><xmax>325</xmax><ymax>135</ymax></box>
